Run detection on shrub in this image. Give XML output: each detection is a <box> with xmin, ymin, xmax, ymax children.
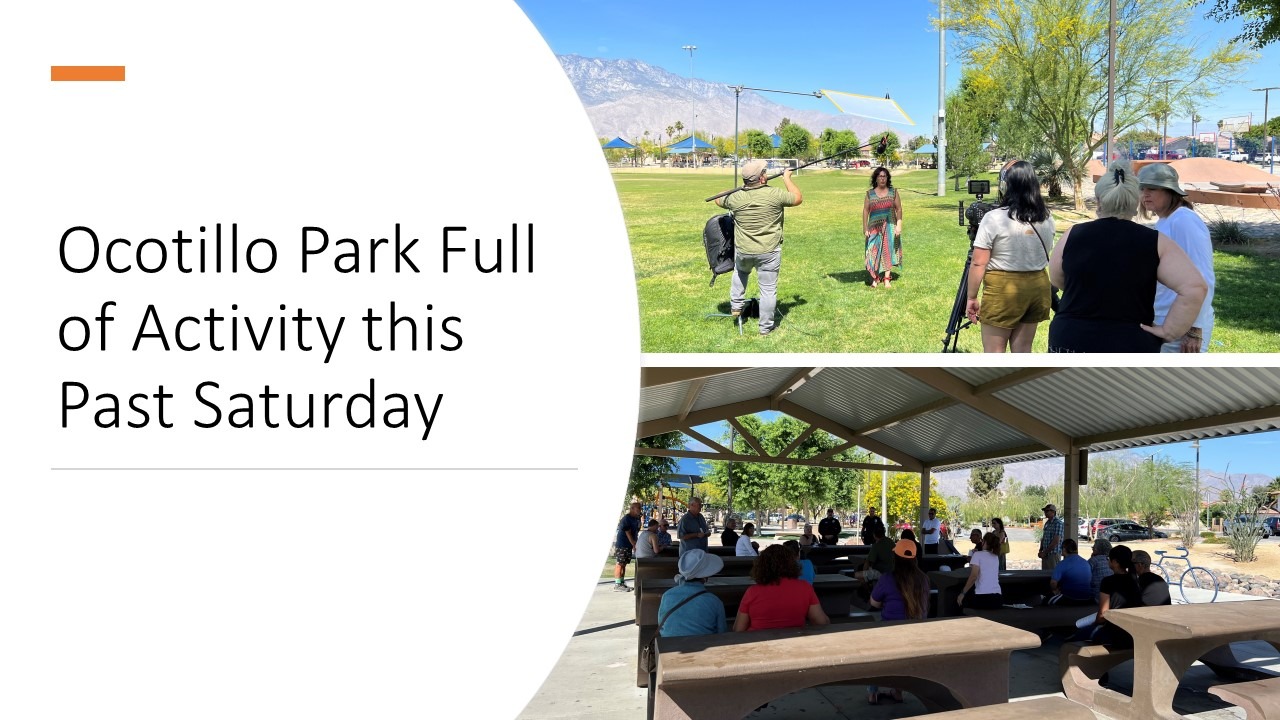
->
<box><xmin>1209</xmin><ymin>220</ymin><xmax>1252</xmax><ymax>246</ymax></box>
<box><xmin>1200</xmin><ymin>531</ymin><xmax>1216</xmax><ymax>539</ymax></box>
<box><xmin>1202</xmin><ymin>535</ymin><xmax>1225</xmax><ymax>544</ymax></box>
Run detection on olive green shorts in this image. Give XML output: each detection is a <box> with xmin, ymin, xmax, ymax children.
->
<box><xmin>981</xmin><ymin>269</ymin><xmax>1051</xmax><ymax>329</ymax></box>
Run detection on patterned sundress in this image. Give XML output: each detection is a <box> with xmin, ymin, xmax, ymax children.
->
<box><xmin>865</xmin><ymin>187</ymin><xmax>901</xmax><ymax>277</ymax></box>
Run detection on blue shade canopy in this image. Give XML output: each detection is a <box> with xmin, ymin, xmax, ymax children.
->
<box><xmin>914</xmin><ymin>144</ymin><xmax>937</xmax><ymax>153</ymax></box>
<box><xmin>667</xmin><ymin>136</ymin><xmax>715</xmax><ymax>150</ymax></box>
<box><xmin>770</xmin><ymin>133</ymin><xmax>782</xmax><ymax>148</ymax></box>
<box><xmin>603</xmin><ymin>136</ymin><xmax>636</xmax><ymax>149</ymax></box>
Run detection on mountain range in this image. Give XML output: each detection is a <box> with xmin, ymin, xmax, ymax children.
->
<box><xmin>557</xmin><ymin>54</ymin><xmax>910</xmax><ymax>145</ymax></box>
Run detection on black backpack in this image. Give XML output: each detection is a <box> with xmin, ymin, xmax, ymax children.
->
<box><xmin>702</xmin><ymin>213</ymin><xmax>735</xmax><ymax>286</ymax></box>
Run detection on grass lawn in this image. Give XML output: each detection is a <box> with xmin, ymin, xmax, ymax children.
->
<box><xmin>618</xmin><ymin>168</ymin><xmax>1280</xmax><ymax>353</ymax></box>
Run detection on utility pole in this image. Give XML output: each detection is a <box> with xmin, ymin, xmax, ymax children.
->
<box><xmin>1255</xmin><ymin>86</ymin><xmax>1279</xmax><ymax>173</ymax></box>
<box><xmin>1106</xmin><ymin>0</ymin><xmax>1116</xmax><ymax>161</ymax></box>
<box><xmin>1191</xmin><ymin>439</ymin><xmax>1201</xmax><ymax>537</ymax></box>
<box><xmin>683</xmin><ymin>45</ymin><xmax>697</xmax><ymax>168</ymax></box>
<box><xmin>937</xmin><ymin>0</ymin><xmax>947</xmax><ymax>196</ymax></box>
<box><xmin>1155</xmin><ymin>80</ymin><xmax>1175</xmax><ymax>160</ymax></box>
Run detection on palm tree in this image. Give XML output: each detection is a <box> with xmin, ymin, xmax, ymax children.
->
<box><xmin>1029</xmin><ymin>150</ymin><xmax>1072</xmax><ymax>200</ymax></box>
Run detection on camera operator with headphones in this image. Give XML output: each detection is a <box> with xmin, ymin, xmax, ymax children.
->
<box><xmin>964</xmin><ymin>160</ymin><xmax>1056</xmax><ymax>352</ymax></box>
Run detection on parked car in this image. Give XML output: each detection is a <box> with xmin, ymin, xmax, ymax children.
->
<box><xmin>1088</xmin><ymin>518</ymin><xmax>1128</xmax><ymax>539</ymax></box>
<box><xmin>1229</xmin><ymin>151</ymin><xmax>1250</xmax><ymax>162</ymax></box>
<box><xmin>1260</xmin><ymin>153</ymin><xmax>1277</xmax><ymax>164</ymax></box>
<box><xmin>1217</xmin><ymin>151</ymin><xmax>1231</xmax><ymax>159</ymax></box>
<box><xmin>1223</xmin><ymin>514</ymin><xmax>1275</xmax><ymax>538</ymax></box>
<box><xmin>1078</xmin><ymin>517</ymin><xmax>1092</xmax><ymax>540</ymax></box>
<box><xmin>1098</xmin><ymin>522</ymin><xmax>1168</xmax><ymax>542</ymax></box>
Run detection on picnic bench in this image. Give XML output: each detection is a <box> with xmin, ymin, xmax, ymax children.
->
<box><xmin>1061</xmin><ymin>599</ymin><xmax>1280</xmax><ymax>720</ymax></box>
<box><xmin>650</xmin><ymin>615</ymin><xmax>1040</xmax><ymax>719</ymax></box>
<box><xmin>657</xmin><ymin>545</ymin><xmax>738</xmax><ymax>558</ymax></box>
<box><xmin>963</xmin><ymin>603</ymin><xmax>1095</xmax><ymax>634</ymax></box>
<box><xmin>930</xmin><ymin>569</ymin><xmax>1053</xmax><ymax>617</ymax></box>
<box><xmin>634</xmin><ymin>574</ymin><xmax>859</xmax><ymax>687</ymax></box>
<box><xmin>925</xmin><ymin>696</ymin><xmax>1094</xmax><ymax>720</ymax></box>
<box><xmin>1209</xmin><ymin>677</ymin><xmax>1280</xmax><ymax>720</ymax></box>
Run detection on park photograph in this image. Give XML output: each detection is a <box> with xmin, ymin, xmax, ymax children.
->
<box><xmin>516</xmin><ymin>0</ymin><xmax>1280</xmax><ymax>353</ymax></box>
<box><xmin>521</xmin><ymin>366</ymin><xmax>1280</xmax><ymax>719</ymax></box>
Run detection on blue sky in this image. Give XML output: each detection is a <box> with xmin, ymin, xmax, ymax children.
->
<box><xmin>517</xmin><ymin>0</ymin><xmax>1280</xmax><ymax>139</ymax></box>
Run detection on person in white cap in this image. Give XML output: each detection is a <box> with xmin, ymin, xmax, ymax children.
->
<box><xmin>713</xmin><ymin>159</ymin><xmax>803</xmax><ymax>336</ymax></box>
<box><xmin>656</xmin><ymin>549</ymin><xmax>727</xmax><ymax>637</ymax></box>
<box><xmin>1138</xmin><ymin>162</ymin><xmax>1214</xmax><ymax>353</ymax></box>
<box><xmin>1039</xmin><ymin>503</ymin><xmax>1064</xmax><ymax>570</ymax></box>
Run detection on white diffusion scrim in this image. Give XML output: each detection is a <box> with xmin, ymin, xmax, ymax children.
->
<box><xmin>0</xmin><ymin>1</ymin><xmax>637</xmax><ymax>717</ymax></box>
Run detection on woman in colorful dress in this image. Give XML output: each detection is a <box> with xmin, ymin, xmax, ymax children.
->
<box><xmin>863</xmin><ymin>166</ymin><xmax>904</xmax><ymax>288</ymax></box>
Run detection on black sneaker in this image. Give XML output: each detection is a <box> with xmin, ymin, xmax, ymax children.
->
<box><xmin>613</xmin><ymin>583</ymin><xmax>632</xmax><ymax>592</ymax></box>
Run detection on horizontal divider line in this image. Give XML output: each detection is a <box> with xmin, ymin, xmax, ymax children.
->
<box><xmin>51</xmin><ymin>467</ymin><xmax>578</xmax><ymax>471</ymax></box>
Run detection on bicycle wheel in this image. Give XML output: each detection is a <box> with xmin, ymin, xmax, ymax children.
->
<box><xmin>1153</xmin><ymin>564</ymin><xmax>1172</xmax><ymax>584</ymax></box>
<box><xmin>1179</xmin><ymin>566</ymin><xmax>1219</xmax><ymax>603</ymax></box>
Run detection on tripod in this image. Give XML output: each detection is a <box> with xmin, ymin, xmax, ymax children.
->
<box><xmin>941</xmin><ymin>244</ymin><xmax>974</xmax><ymax>352</ymax></box>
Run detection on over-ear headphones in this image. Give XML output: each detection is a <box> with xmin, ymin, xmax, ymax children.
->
<box><xmin>998</xmin><ymin>159</ymin><xmax>1018</xmax><ymax>199</ymax></box>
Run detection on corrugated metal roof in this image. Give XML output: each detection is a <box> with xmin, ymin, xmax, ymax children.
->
<box><xmin>638</xmin><ymin>367</ymin><xmax>1280</xmax><ymax>473</ymax></box>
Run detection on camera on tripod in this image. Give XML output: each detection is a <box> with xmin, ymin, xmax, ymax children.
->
<box><xmin>958</xmin><ymin>179</ymin><xmax>996</xmax><ymax>245</ymax></box>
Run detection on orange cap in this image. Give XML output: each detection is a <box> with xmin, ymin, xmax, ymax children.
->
<box><xmin>893</xmin><ymin>539</ymin><xmax>917</xmax><ymax>559</ymax></box>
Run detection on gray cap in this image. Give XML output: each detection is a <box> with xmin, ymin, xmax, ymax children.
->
<box><xmin>676</xmin><ymin>549</ymin><xmax>724</xmax><ymax>582</ymax></box>
<box><xmin>1092</xmin><ymin>537</ymin><xmax>1113</xmax><ymax>555</ymax></box>
<box><xmin>1131</xmin><ymin>550</ymin><xmax>1153</xmax><ymax>565</ymax></box>
<box><xmin>741</xmin><ymin>159</ymin><xmax>768</xmax><ymax>184</ymax></box>
<box><xmin>1137</xmin><ymin>163</ymin><xmax>1186</xmax><ymax>196</ymax></box>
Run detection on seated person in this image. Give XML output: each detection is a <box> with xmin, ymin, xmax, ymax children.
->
<box><xmin>636</xmin><ymin>519</ymin><xmax>662</xmax><ymax>559</ymax></box>
<box><xmin>957</xmin><ymin>532</ymin><xmax>1003</xmax><ymax>610</ymax></box>
<box><xmin>900</xmin><ymin>528</ymin><xmax>923</xmax><ymax>566</ymax></box>
<box><xmin>783</xmin><ymin>539</ymin><xmax>815</xmax><ymax>583</ymax></box>
<box><xmin>868</xmin><ymin>540</ymin><xmax>931</xmax><ymax>704</ymax></box>
<box><xmin>735</xmin><ymin>522</ymin><xmax>759</xmax><ymax>557</ymax></box>
<box><xmin>856</xmin><ymin>524</ymin><xmax>896</xmax><ymax>582</ymax></box>
<box><xmin>1088</xmin><ymin>538</ymin><xmax>1113</xmax><ymax>600</ymax></box>
<box><xmin>967</xmin><ymin>528</ymin><xmax>983</xmax><ymax>557</ymax></box>
<box><xmin>733</xmin><ymin>545</ymin><xmax>830</xmax><ymax>631</ymax></box>
<box><xmin>657</xmin><ymin>549</ymin><xmax>727</xmax><ymax>637</ymax></box>
<box><xmin>1074</xmin><ymin>545</ymin><xmax>1142</xmax><ymax>647</ymax></box>
<box><xmin>799</xmin><ymin>523</ymin><xmax>820</xmax><ymax>547</ymax></box>
<box><xmin>1045</xmin><ymin>538</ymin><xmax>1096</xmax><ymax>606</ymax></box>
<box><xmin>1132</xmin><ymin>550</ymin><xmax>1172</xmax><ymax>606</ymax></box>
<box><xmin>720</xmin><ymin>517</ymin><xmax>740</xmax><ymax>548</ymax></box>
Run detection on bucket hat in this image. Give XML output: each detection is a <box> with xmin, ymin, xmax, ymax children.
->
<box><xmin>1137</xmin><ymin>163</ymin><xmax>1186</xmax><ymax>196</ymax></box>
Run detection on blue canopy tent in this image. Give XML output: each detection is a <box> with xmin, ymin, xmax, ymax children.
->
<box><xmin>666</xmin><ymin>136</ymin><xmax>716</xmax><ymax>167</ymax></box>
<box><xmin>602</xmin><ymin>136</ymin><xmax>636</xmax><ymax>149</ymax></box>
<box><xmin>913</xmin><ymin>144</ymin><xmax>937</xmax><ymax>154</ymax></box>
<box><xmin>770</xmin><ymin>133</ymin><xmax>782</xmax><ymax>149</ymax></box>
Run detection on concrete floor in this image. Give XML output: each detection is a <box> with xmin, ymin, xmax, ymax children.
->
<box><xmin>520</xmin><ymin>579</ymin><xmax>1276</xmax><ymax>719</ymax></box>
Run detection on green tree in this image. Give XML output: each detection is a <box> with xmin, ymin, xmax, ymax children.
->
<box><xmin>819</xmin><ymin>128</ymin><xmax>861</xmax><ymax>159</ymax></box>
<box><xmin>945</xmin><ymin>82</ymin><xmax>993</xmax><ymax>189</ymax></box>
<box><xmin>1129</xmin><ymin>456</ymin><xmax>1194</xmax><ymax>536</ymax></box>
<box><xmin>1203</xmin><ymin>0</ymin><xmax>1280</xmax><ymax>48</ymax></box>
<box><xmin>945</xmin><ymin>0</ymin><xmax>1254</xmax><ymax>210</ymax></box>
<box><xmin>873</xmin><ymin>130</ymin><xmax>901</xmax><ymax>165</ymax></box>
<box><xmin>743</xmin><ymin>129</ymin><xmax>774</xmax><ymax>159</ymax></box>
<box><xmin>629</xmin><ymin>432</ymin><xmax>684</xmax><ymax>505</ymax></box>
<box><xmin>674</xmin><ymin>120</ymin><xmax>684</xmax><ymax>138</ymax></box>
<box><xmin>907</xmin><ymin>135</ymin><xmax>928</xmax><ymax>152</ymax></box>
<box><xmin>969</xmin><ymin>465</ymin><xmax>1004</xmax><ymax>498</ymax></box>
<box><xmin>779</xmin><ymin>123</ymin><xmax>815</xmax><ymax>161</ymax></box>
<box><xmin>774</xmin><ymin>117</ymin><xmax>793</xmax><ymax>135</ymax></box>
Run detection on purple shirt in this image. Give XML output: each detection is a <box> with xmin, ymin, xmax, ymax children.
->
<box><xmin>871</xmin><ymin>573</ymin><xmax>931</xmax><ymax>621</ymax></box>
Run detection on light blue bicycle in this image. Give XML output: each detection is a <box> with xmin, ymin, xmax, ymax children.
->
<box><xmin>1153</xmin><ymin>546</ymin><xmax>1219</xmax><ymax>603</ymax></box>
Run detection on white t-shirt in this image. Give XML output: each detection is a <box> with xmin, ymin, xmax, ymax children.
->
<box><xmin>974</xmin><ymin>209</ymin><xmax>1055</xmax><ymax>272</ymax></box>
<box><xmin>972</xmin><ymin>550</ymin><xmax>1002</xmax><ymax>595</ymax></box>
<box><xmin>921</xmin><ymin>518</ymin><xmax>942</xmax><ymax>544</ymax></box>
<box><xmin>1153</xmin><ymin>207</ymin><xmax>1214</xmax><ymax>347</ymax></box>
<box><xmin>735</xmin><ymin>535</ymin><xmax>758</xmax><ymax>557</ymax></box>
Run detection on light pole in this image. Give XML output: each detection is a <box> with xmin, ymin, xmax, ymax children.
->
<box><xmin>937</xmin><ymin>0</ymin><xmax>947</xmax><ymax>196</ymax></box>
<box><xmin>683</xmin><ymin>45</ymin><xmax>697</xmax><ymax>168</ymax></box>
<box><xmin>1254</xmin><ymin>86</ymin><xmax>1279</xmax><ymax>173</ymax></box>
<box><xmin>1155</xmin><ymin>80</ymin><xmax>1175</xmax><ymax>160</ymax></box>
<box><xmin>726</xmin><ymin>85</ymin><xmax>823</xmax><ymax>187</ymax></box>
<box><xmin>1191</xmin><ymin>439</ymin><xmax>1201</xmax><ymax>536</ymax></box>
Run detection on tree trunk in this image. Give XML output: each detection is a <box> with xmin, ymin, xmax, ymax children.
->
<box><xmin>1072</xmin><ymin>173</ymin><xmax>1086</xmax><ymax>211</ymax></box>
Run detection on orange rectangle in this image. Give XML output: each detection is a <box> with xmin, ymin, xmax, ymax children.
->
<box><xmin>51</xmin><ymin>66</ymin><xmax>125</xmax><ymax>81</ymax></box>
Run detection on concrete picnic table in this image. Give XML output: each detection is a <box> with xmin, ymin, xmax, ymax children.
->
<box><xmin>1077</xmin><ymin>599</ymin><xmax>1280</xmax><ymax>720</ymax></box>
<box><xmin>929</xmin><ymin>569</ymin><xmax>1053</xmax><ymax>617</ymax></box>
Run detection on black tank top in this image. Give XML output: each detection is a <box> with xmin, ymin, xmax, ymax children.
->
<box><xmin>1048</xmin><ymin>217</ymin><xmax>1162</xmax><ymax>352</ymax></box>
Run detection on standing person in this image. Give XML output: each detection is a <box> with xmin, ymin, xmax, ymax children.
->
<box><xmin>921</xmin><ymin>508</ymin><xmax>942</xmax><ymax>555</ymax></box>
<box><xmin>676</xmin><ymin>498</ymin><xmax>711</xmax><ymax>556</ymax></box>
<box><xmin>818</xmin><ymin>508</ymin><xmax>842</xmax><ymax>545</ymax></box>
<box><xmin>733</xmin><ymin>545</ymin><xmax>830</xmax><ymax>631</ymax></box>
<box><xmin>636</xmin><ymin>519</ymin><xmax>662</xmax><ymax>559</ymax></box>
<box><xmin>868</xmin><ymin>540</ymin><xmax>931</xmax><ymax>704</ymax></box>
<box><xmin>1138</xmin><ymin>163</ymin><xmax>1215</xmax><ymax>352</ymax></box>
<box><xmin>613</xmin><ymin>502</ymin><xmax>642</xmax><ymax>592</ymax></box>
<box><xmin>957</xmin><ymin>532</ymin><xmax>1004</xmax><ymax>610</ymax></box>
<box><xmin>1039</xmin><ymin>503</ymin><xmax>1064</xmax><ymax>570</ymax></box>
<box><xmin>863</xmin><ymin>167</ymin><xmax>904</xmax><ymax>289</ymax></box>
<box><xmin>1088</xmin><ymin>538</ymin><xmax>1113</xmax><ymax>601</ymax></box>
<box><xmin>713</xmin><ymin>160</ymin><xmax>802</xmax><ymax>336</ymax></box>
<box><xmin>657</xmin><ymin>549</ymin><xmax>727</xmax><ymax>637</ymax></box>
<box><xmin>1047</xmin><ymin>160</ymin><xmax>1207</xmax><ymax>352</ymax></box>
<box><xmin>861</xmin><ymin>507</ymin><xmax>885</xmax><ymax>545</ymax></box>
<box><xmin>735</xmin><ymin>522</ymin><xmax>759</xmax><ymax>557</ymax></box>
<box><xmin>991</xmin><ymin>517</ymin><xmax>1009</xmax><ymax>571</ymax></box>
<box><xmin>965</xmin><ymin>160</ymin><xmax>1056</xmax><ymax>353</ymax></box>
<box><xmin>720</xmin><ymin>517</ymin><xmax>740</xmax><ymax>548</ymax></box>
<box><xmin>1046</xmin><ymin>539</ymin><xmax>1095</xmax><ymax>606</ymax></box>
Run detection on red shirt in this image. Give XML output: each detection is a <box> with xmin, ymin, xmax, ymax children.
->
<box><xmin>739</xmin><ymin>577</ymin><xmax>820</xmax><ymax>630</ymax></box>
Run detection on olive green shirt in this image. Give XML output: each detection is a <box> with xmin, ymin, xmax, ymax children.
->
<box><xmin>721</xmin><ymin>185</ymin><xmax>799</xmax><ymax>255</ymax></box>
<box><xmin>865</xmin><ymin>537</ymin><xmax>897</xmax><ymax>575</ymax></box>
